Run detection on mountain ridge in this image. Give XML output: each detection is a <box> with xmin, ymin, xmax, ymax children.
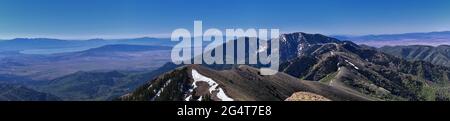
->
<box><xmin>119</xmin><ymin>64</ymin><xmax>372</xmax><ymax>101</ymax></box>
<box><xmin>379</xmin><ymin>45</ymin><xmax>450</xmax><ymax>67</ymax></box>
<box><xmin>122</xmin><ymin>32</ymin><xmax>450</xmax><ymax>101</ymax></box>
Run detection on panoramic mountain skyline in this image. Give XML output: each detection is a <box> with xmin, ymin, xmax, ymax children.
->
<box><xmin>1</xmin><ymin>31</ymin><xmax>450</xmax><ymax>101</ymax></box>
<box><xmin>2</xmin><ymin>1</ymin><xmax>450</xmax><ymax>120</ymax></box>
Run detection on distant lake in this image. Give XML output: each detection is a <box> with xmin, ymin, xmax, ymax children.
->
<box><xmin>20</xmin><ymin>46</ymin><xmax>100</xmax><ymax>54</ymax></box>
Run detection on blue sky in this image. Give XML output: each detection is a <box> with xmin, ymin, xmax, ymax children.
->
<box><xmin>1</xmin><ymin>0</ymin><xmax>450</xmax><ymax>39</ymax></box>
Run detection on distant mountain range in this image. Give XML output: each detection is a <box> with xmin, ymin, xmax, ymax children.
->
<box><xmin>0</xmin><ymin>37</ymin><xmax>175</xmax><ymax>54</ymax></box>
<box><xmin>334</xmin><ymin>31</ymin><xmax>450</xmax><ymax>47</ymax></box>
<box><xmin>0</xmin><ymin>44</ymin><xmax>172</xmax><ymax>80</ymax></box>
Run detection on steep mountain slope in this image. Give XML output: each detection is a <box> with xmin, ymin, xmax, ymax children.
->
<box><xmin>278</xmin><ymin>33</ymin><xmax>450</xmax><ymax>101</ymax></box>
<box><xmin>379</xmin><ymin>45</ymin><xmax>450</xmax><ymax>67</ymax></box>
<box><xmin>119</xmin><ymin>65</ymin><xmax>372</xmax><ymax>101</ymax></box>
<box><xmin>279</xmin><ymin>32</ymin><xmax>342</xmax><ymax>61</ymax></box>
<box><xmin>193</xmin><ymin>32</ymin><xmax>342</xmax><ymax>70</ymax></box>
<box><xmin>0</xmin><ymin>83</ymin><xmax>61</xmax><ymax>101</ymax></box>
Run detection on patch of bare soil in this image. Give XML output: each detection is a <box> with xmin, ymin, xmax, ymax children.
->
<box><xmin>285</xmin><ymin>92</ymin><xmax>331</xmax><ymax>101</ymax></box>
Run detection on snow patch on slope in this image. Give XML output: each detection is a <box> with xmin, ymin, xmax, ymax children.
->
<box><xmin>151</xmin><ymin>79</ymin><xmax>172</xmax><ymax>100</ymax></box>
<box><xmin>191</xmin><ymin>69</ymin><xmax>234</xmax><ymax>101</ymax></box>
<box><xmin>185</xmin><ymin>95</ymin><xmax>192</xmax><ymax>101</ymax></box>
<box><xmin>345</xmin><ymin>60</ymin><xmax>359</xmax><ymax>70</ymax></box>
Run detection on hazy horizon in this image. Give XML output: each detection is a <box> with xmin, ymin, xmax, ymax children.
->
<box><xmin>1</xmin><ymin>0</ymin><xmax>450</xmax><ymax>39</ymax></box>
<box><xmin>2</xmin><ymin>30</ymin><xmax>450</xmax><ymax>40</ymax></box>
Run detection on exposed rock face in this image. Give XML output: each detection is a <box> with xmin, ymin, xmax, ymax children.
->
<box><xmin>285</xmin><ymin>92</ymin><xmax>331</xmax><ymax>101</ymax></box>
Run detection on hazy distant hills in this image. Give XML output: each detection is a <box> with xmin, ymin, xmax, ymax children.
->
<box><xmin>0</xmin><ymin>44</ymin><xmax>172</xmax><ymax>80</ymax></box>
<box><xmin>0</xmin><ymin>37</ymin><xmax>174</xmax><ymax>54</ymax></box>
<box><xmin>79</xmin><ymin>44</ymin><xmax>172</xmax><ymax>53</ymax></box>
<box><xmin>0</xmin><ymin>83</ymin><xmax>61</xmax><ymax>101</ymax></box>
<box><xmin>334</xmin><ymin>31</ymin><xmax>450</xmax><ymax>47</ymax></box>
